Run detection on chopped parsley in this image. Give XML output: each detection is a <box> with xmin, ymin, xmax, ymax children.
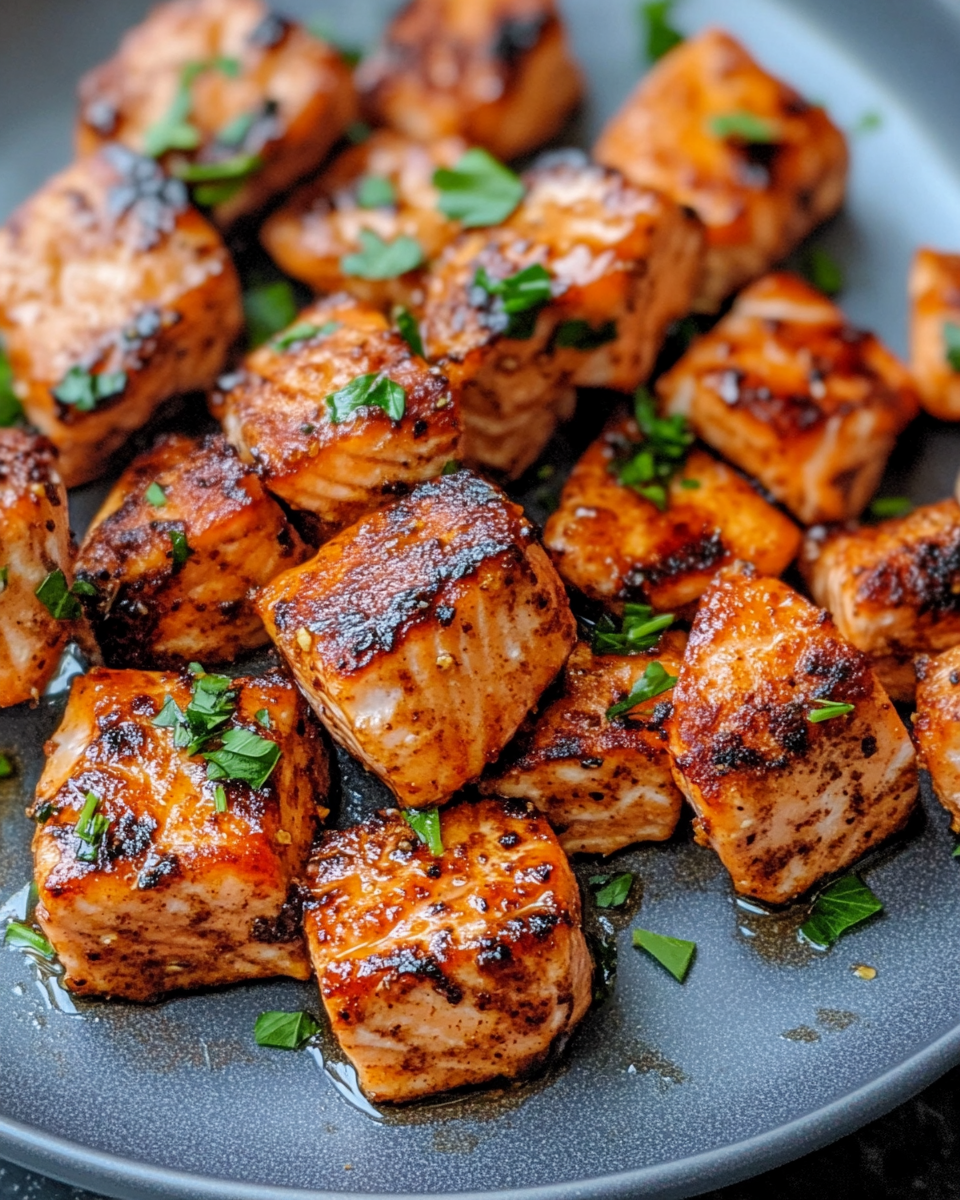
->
<box><xmin>807</xmin><ymin>697</ymin><xmax>855</xmax><ymax>723</ymax></box>
<box><xmin>214</xmin><ymin>784</ymin><xmax>228</xmax><ymax>814</ymax></box>
<box><xmin>204</xmin><ymin>727</ymin><xmax>281</xmax><ymax>789</ymax></box>
<box><xmin>71</xmin><ymin>579</ymin><xmax>97</xmax><ymax>597</ymax></box>
<box><xmin>441</xmin><ymin>460</ymin><xmax>460</xmax><ymax>475</ymax></box>
<box><xmin>640</xmin><ymin>0</ymin><xmax>683</xmax><ymax>61</ymax></box>
<box><xmin>52</xmin><ymin>366</ymin><xmax>127</xmax><ymax>413</ymax></box>
<box><xmin>3</xmin><ymin>920</ymin><xmax>54</xmax><ymax>958</ymax></box>
<box><xmin>606</xmin><ymin>661</ymin><xmax>677</xmax><ymax>719</ymax></box>
<box><xmin>35</xmin><ymin>570</ymin><xmax>85</xmax><ymax>620</ymax></box>
<box><xmin>587</xmin><ymin>928</ymin><xmax>618</xmax><ymax>1003</ymax></box>
<box><xmin>0</xmin><ymin>566</ymin><xmax>7</xmax><ymax>592</ymax></box>
<box><xmin>356</xmin><ymin>174</ymin><xmax>397</xmax><ymax>209</ymax></box>
<box><xmin>171</xmin><ymin>152</ymin><xmax>263</xmax><ymax>206</ymax></box>
<box><xmin>271</xmin><ymin>321</ymin><xmax>338</xmax><ymax>352</ymax></box>
<box><xmin>592</xmin><ymin>603</ymin><xmax>674</xmax><ymax>655</ymax></box>
<box><xmin>0</xmin><ymin>343</ymin><xmax>22</xmax><ymax>427</ymax></box>
<box><xmin>216</xmin><ymin>110</ymin><xmax>258</xmax><ymax>149</ymax></box>
<box><xmin>709</xmin><ymin>111</ymin><xmax>780</xmax><ymax>143</ymax></box>
<box><xmin>255</xmin><ymin>708</ymin><xmax>271</xmax><ymax>729</ymax></box>
<box><xmin>433</xmin><ymin>148</ymin><xmax>525</xmax><ymax>228</ymax></box>
<box><xmin>145</xmin><ymin>482</ymin><xmax>167</xmax><ymax>508</ymax></box>
<box><xmin>244</xmin><ymin>280</ymin><xmax>299</xmax><ymax>348</ymax></box>
<box><xmin>473</xmin><ymin>262</ymin><xmax>552</xmax><ymax>339</ymax></box>
<box><xmin>633</xmin><ymin>928</ymin><xmax>696</xmax><ymax>982</ymax></box>
<box><xmin>0</xmin><ymin>753</ymin><xmax>13</xmax><ymax>778</ymax></box>
<box><xmin>944</xmin><ymin>322</ymin><xmax>960</xmax><ymax>372</ymax></box>
<box><xmin>394</xmin><ymin>307</ymin><xmax>425</xmax><ymax>357</ymax></box>
<box><xmin>346</xmin><ymin>120</ymin><xmax>372</xmax><ymax>145</ymax></box>
<box><xmin>590</xmin><ymin>872</ymin><xmax>634</xmax><ymax>909</ymax></box>
<box><xmin>614</xmin><ymin>387</ymin><xmax>694</xmax><ymax>510</ymax></box>
<box><xmin>803</xmin><ymin>246</ymin><xmax>844</xmax><ymax>297</ymax></box>
<box><xmin>680</xmin><ymin>478</ymin><xmax>701</xmax><ymax>490</ymax></box>
<box><xmin>326</xmin><ymin>372</ymin><xmax>406</xmax><ymax>424</ymax></box>
<box><xmin>143</xmin><ymin>56</ymin><xmax>242</xmax><ymax>158</ymax></box>
<box><xmin>853</xmin><ymin>110</ymin><xmax>882</xmax><ymax>135</ymax></box>
<box><xmin>254</xmin><ymin>1009</ymin><xmax>321</xmax><ymax>1050</ymax></box>
<box><xmin>869</xmin><ymin>496</ymin><xmax>913</xmax><ymax>520</ymax></box>
<box><xmin>168</xmin><ymin>528</ymin><xmax>192</xmax><ymax>568</ymax></box>
<box><xmin>74</xmin><ymin>790</ymin><xmax>110</xmax><ymax>863</ymax></box>
<box><xmin>341</xmin><ymin>229</ymin><xmax>424</xmax><ymax>279</ymax></box>
<box><xmin>555</xmin><ymin>319</ymin><xmax>617</xmax><ymax>350</ymax></box>
<box><xmin>799</xmin><ymin>875</ymin><xmax>882</xmax><ymax>949</ymax></box>
<box><xmin>403</xmin><ymin>807</ymin><xmax>443</xmax><ymax>856</ymax></box>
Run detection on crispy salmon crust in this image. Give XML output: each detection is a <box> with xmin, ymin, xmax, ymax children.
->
<box><xmin>909</xmin><ymin>248</ymin><xmax>960</xmax><ymax>421</ymax></box>
<box><xmin>595</xmin><ymin>28</ymin><xmax>848</xmax><ymax>311</ymax></box>
<box><xmin>257</xmin><ymin>470</ymin><xmax>577</xmax><ymax>808</ymax></box>
<box><xmin>31</xmin><ymin>667</ymin><xmax>329</xmax><ymax>1001</ymax></box>
<box><xmin>914</xmin><ymin>647</ymin><xmax>960</xmax><ymax>833</ymax></box>
<box><xmin>668</xmin><ymin>565</ymin><xmax>918</xmax><ymax>904</ymax></box>
<box><xmin>304</xmin><ymin>797</ymin><xmax>592</xmax><ymax>1103</ymax></box>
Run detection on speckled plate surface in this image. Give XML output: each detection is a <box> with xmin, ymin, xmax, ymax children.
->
<box><xmin>4</xmin><ymin>1</ymin><xmax>960</xmax><ymax>1198</ymax></box>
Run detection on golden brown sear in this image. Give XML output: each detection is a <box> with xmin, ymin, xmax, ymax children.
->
<box><xmin>909</xmin><ymin>248</ymin><xmax>960</xmax><ymax>421</ymax></box>
<box><xmin>74</xmin><ymin>432</ymin><xmax>308</xmax><ymax>670</ymax></box>
<box><xmin>421</xmin><ymin>154</ymin><xmax>703</xmax><ymax>477</ymax></box>
<box><xmin>356</xmin><ymin>0</ymin><xmax>583</xmax><ymax>162</ymax></box>
<box><xmin>31</xmin><ymin>666</ymin><xmax>329</xmax><ymax>1001</ymax></box>
<box><xmin>657</xmin><ymin>273</ymin><xmax>919</xmax><ymax>525</ymax></box>
<box><xmin>482</xmin><ymin>634</ymin><xmax>687</xmax><ymax>855</ymax></box>
<box><xmin>257</xmin><ymin>470</ymin><xmax>577</xmax><ymax>809</ymax></box>
<box><xmin>76</xmin><ymin>0</ymin><xmax>357</xmax><ymax>227</ymax></box>
<box><xmin>0</xmin><ymin>431</ymin><xmax>77</xmax><ymax>708</ymax></box>
<box><xmin>543</xmin><ymin>410</ymin><xmax>801</xmax><ymax>613</ymax></box>
<box><xmin>261</xmin><ymin>131</ymin><xmax>467</xmax><ymax>310</ymax></box>
<box><xmin>668</xmin><ymin>565</ymin><xmax>918</xmax><ymax>905</ymax></box>
<box><xmin>303</xmin><ymin>797</ymin><xmax>592</xmax><ymax>1103</ymax></box>
<box><xmin>594</xmin><ymin>28</ymin><xmax>848</xmax><ymax>311</ymax></box>
<box><xmin>213</xmin><ymin>293</ymin><xmax>461</xmax><ymax>540</ymax></box>
<box><xmin>0</xmin><ymin>147</ymin><xmax>242</xmax><ymax>488</ymax></box>
<box><xmin>914</xmin><ymin>646</ymin><xmax>960</xmax><ymax>833</ymax></box>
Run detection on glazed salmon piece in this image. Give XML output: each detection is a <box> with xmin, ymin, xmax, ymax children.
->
<box><xmin>261</xmin><ymin>131</ymin><xmax>467</xmax><ymax>311</ymax></box>
<box><xmin>657</xmin><ymin>273</ymin><xmax>919</xmax><ymax>525</ymax></box>
<box><xmin>421</xmin><ymin>154</ymin><xmax>703</xmax><ymax>477</ymax></box>
<box><xmin>909</xmin><ymin>248</ymin><xmax>960</xmax><ymax>420</ymax></box>
<box><xmin>543</xmin><ymin>408</ymin><xmax>801</xmax><ymax>614</ymax></box>
<box><xmin>74</xmin><ymin>432</ymin><xmax>309</xmax><ymax>670</ymax></box>
<box><xmin>31</xmin><ymin>667</ymin><xmax>329</xmax><ymax>1001</ymax></box>
<box><xmin>303</xmin><ymin>798</ymin><xmax>592</xmax><ymax>1103</ymax></box>
<box><xmin>482</xmin><ymin>634</ymin><xmax>687</xmax><ymax>855</ymax></box>
<box><xmin>214</xmin><ymin>293</ymin><xmax>461</xmax><ymax>541</ymax></box>
<box><xmin>669</xmin><ymin>566</ymin><xmax>918</xmax><ymax>905</ymax></box>
<box><xmin>76</xmin><ymin>0</ymin><xmax>356</xmax><ymax>227</ymax></box>
<box><xmin>0</xmin><ymin>431</ymin><xmax>78</xmax><ymax>708</ymax></box>
<box><xmin>802</xmin><ymin>500</ymin><xmax>960</xmax><ymax>703</ymax></box>
<box><xmin>257</xmin><ymin>470</ymin><xmax>577</xmax><ymax>808</ymax></box>
<box><xmin>595</xmin><ymin>28</ymin><xmax>848</xmax><ymax>311</ymax></box>
<box><xmin>356</xmin><ymin>0</ymin><xmax>583</xmax><ymax>162</ymax></box>
<box><xmin>914</xmin><ymin>646</ymin><xmax>960</xmax><ymax>833</ymax></box>
<box><xmin>0</xmin><ymin>147</ymin><xmax>242</xmax><ymax>488</ymax></box>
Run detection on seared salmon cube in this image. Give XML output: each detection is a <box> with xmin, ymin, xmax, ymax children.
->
<box><xmin>594</xmin><ymin>28</ymin><xmax>848</xmax><ymax>311</ymax></box>
<box><xmin>657</xmin><ymin>273</ymin><xmax>919</xmax><ymax>525</ymax></box>
<box><xmin>303</xmin><ymin>797</ymin><xmax>592</xmax><ymax>1102</ymax></box>
<box><xmin>257</xmin><ymin>470</ymin><xmax>577</xmax><ymax>808</ymax></box>
<box><xmin>543</xmin><ymin>409</ymin><xmax>801</xmax><ymax>613</ymax></box>
<box><xmin>0</xmin><ymin>147</ymin><xmax>242</xmax><ymax>488</ymax></box>
<box><xmin>76</xmin><ymin>0</ymin><xmax>356</xmax><ymax>227</ymax></box>
<box><xmin>356</xmin><ymin>0</ymin><xmax>583</xmax><ymax>162</ymax></box>
<box><xmin>74</xmin><ymin>432</ymin><xmax>309</xmax><ymax>670</ymax></box>
<box><xmin>31</xmin><ymin>666</ymin><xmax>329</xmax><ymax>1001</ymax></box>
<box><xmin>214</xmin><ymin>294</ymin><xmax>461</xmax><ymax>540</ymax></box>
<box><xmin>0</xmin><ymin>431</ymin><xmax>77</xmax><ymax>708</ymax></box>
<box><xmin>421</xmin><ymin>155</ymin><xmax>702</xmax><ymax>477</ymax></box>
<box><xmin>482</xmin><ymin>634</ymin><xmax>687</xmax><ymax>854</ymax></box>
<box><xmin>261</xmin><ymin>130</ymin><xmax>467</xmax><ymax>311</ymax></box>
<box><xmin>669</xmin><ymin>565</ymin><xmax>918</xmax><ymax>904</ymax></box>
<box><xmin>914</xmin><ymin>646</ymin><xmax>960</xmax><ymax>832</ymax></box>
<box><xmin>909</xmin><ymin>248</ymin><xmax>960</xmax><ymax>420</ymax></box>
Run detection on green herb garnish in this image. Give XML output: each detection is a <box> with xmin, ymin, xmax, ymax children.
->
<box><xmin>403</xmin><ymin>807</ymin><xmax>443</xmax><ymax>856</ymax></box>
<box><xmin>346</xmin><ymin>120</ymin><xmax>372</xmax><ymax>144</ymax></box>
<box><xmin>555</xmin><ymin>319</ymin><xmax>617</xmax><ymax>350</ymax></box>
<box><xmin>633</xmin><ymin>927</ymin><xmax>695</xmax><ymax>981</ymax></box>
<box><xmin>803</xmin><ymin>247</ymin><xmax>844</xmax><ymax>297</ymax></box>
<box><xmin>614</xmin><ymin>387</ymin><xmax>694</xmax><ymax>510</ymax></box>
<box><xmin>216</xmin><ymin>110</ymin><xmax>257</xmax><ymax>149</ymax></box>
<box><xmin>326</xmin><ymin>372</ymin><xmax>406</xmax><ymax>424</ymax></box>
<box><xmin>680</xmin><ymin>477</ymin><xmax>701</xmax><ymax>489</ymax></box>
<box><xmin>0</xmin><ymin>343</ymin><xmax>22</xmax><ymax>427</ymax></box>
<box><xmin>254</xmin><ymin>1010</ymin><xmax>321</xmax><ymax>1050</ymax></box>
<box><xmin>341</xmin><ymin>229</ymin><xmax>424</xmax><ymax>280</ymax></box>
<box><xmin>807</xmin><ymin>697</ymin><xmax>855</xmax><ymax>723</ymax></box>
<box><xmin>204</xmin><ymin>727</ymin><xmax>281</xmax><ymax>789</ymax></box>
<box><xmin>473</xmin><ymin>262</ymin><xmax>552</xmax><ymax>339</ymax></box>
<box><xmin>52</xmin><ymin>366</ymin><xmax>127</xmax><ymax>413</ymax></box>
<box><xmin>441</xmin><ymin>460</ymin><xmax>460</xmax><ymax>475</ymax></box>
<box><xmin>3</xmin><ymin>920</ymin><xmax>54</xmax><ymax>958</ymax></box>
<box><xmin>35</xmin><ymin>570</ymin><xmax>83</xmax><ymax>620</ymax></box>
<box><xmin>168</xmin><ymin>528</ymin><xmax>192</xmax><ymax>568</ymax></box>
<box><xmin>171</xmin><ymin>151</ymin><xmax>263</xmax><ymax>205</ymax></box>
<box><xmin>255</xmin><ymin>708</ymin><xmax>271</xmax><ymax>729</ymax></box>
<box><xmin>944</xmin><ymin>322</ymin><xmax>960</xmax><ymax>372</ymax></box>
<box><xmin>394</xmin><ymin>307</ymin><xmax>425</xmax><ymax>357</ymax></box>
<box><xmin>0</xmin><ymin>753</ymin><xmax>13</xmax><ymax>779</ymax></box>
<box><xmin>271</xmin><ymin>320</ymin><xmax>338</xmax><ymax>352</ymax></box>
<box><xmin>214</xmin><ymin>784</ymin><xmax>228</xmax><ymax>814</ymax></box>
<box><xmin>143</xmin><ymin>56</ymin><xmax>242</xmax><ymax>158</ymax></box>
<box><xmin>356</xmin><ymin>174</ymin><xmax>397</xmax><ymax>209</ymax></box>
<box><xmin>606</xmin><ymin>661</ymin><xmax>677</xmax><ymax>719</ymax></box>
<box><xmin>853</xmin><ymin>110</ymin><xmax>882</xmax><ymax>135</ymax></box>
<box><xmin>590</xmin><ymin>872</ymin><xmax>634</xmax><ymax>909</ymax></box>
<box><xmin>244</xmin><ymin>280</ymin><xmax>299</xmax><ymax>348</ymax></box>
<box><xmin>640</xmin><ymin>0</ymin><xmax>683</xmax><ymax>60</ymax></box>
<box><xmin>710</xmin><ymin>111</ymin><xmax>780</xmax><ymax>143</ymax></box>
<box><xmin>74</xmin><ymin>790</ymin><xmax>110</xmax><ymax>863</ymax></box>
<box><xmin>799</xmin><ymin>875</ymin><xmax>882</xmax><ymax>949</ymax></box>
<box><xmin>433</xmin><ymin>148</ymin><xmax>524</xmax><ymax>228</ymax></box>
<box><xmin>145</xmin><ymin>482</ymin><xmax>167</xmax><ymax>508</ymax></box>
<box><xmin>592</xmin><ymin>603</ymin><xmax>674</xmax><ymax>656</ymax></box>
<box><xmin>869</xmin><ymin>496</ymin><xmax>913</xmax><ymax>520</ymax></box>
<box><xmin>183</xmin><ymin>671</ymin><xmax>237</xmax><ymax>753</ymax></box>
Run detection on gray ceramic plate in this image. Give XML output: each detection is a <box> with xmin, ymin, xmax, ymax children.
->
<box><xmin>4</xmin><ymin>1</ymin><xmax>960</xmax><ymax>1198</ymax></box>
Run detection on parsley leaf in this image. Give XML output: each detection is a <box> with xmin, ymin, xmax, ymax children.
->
<box><xmin>214</xmin><ymin>783</ymin><xmax>228</xmax><ymax>813</ymax></box>
<box><xmin>326</xmin><ymin>372</ymin><xmax>406</xmax><ymax>424</ymax></box>
<box><xmin>168</xmin><ymin>528</ymin><xmax>192</xmax><ymax>568</ymax></box>
<box><xmin>183</xmin><ymin>672</ymin><xmax>236</xmax><ymax>754</ymax></box>
<box><xmin>869</xmin><ymin>496</ymin><xmax>913</xmax><ymax>519</ymax></box>
<box><xmin>853</xmin><ymin>110</ymin><xmax>882</xmax><ymax>135</ymax></box>
<box><xmin>555</xmin><ymin>319</ymin><xmax>617</xmax><ymax>350</ymax></box>
<box><xmin>799</xmin><ymin>875</ymin><xmax>882</xmax><ymax>949</ymax></box>
<box><xmin>807</xmin><ymin>697</ymin><xmax>855</xmax><ymax>723</ymax></box>
<box><xmin>632</xmin><ymin>928</ymin><xmax>696</xmax><ymax>982</ymax></box>
<box><xmin>944</xmin><ymin>322</ymin><xmax>960</xmax><ymax>372</ymax></box>
<box><xmin>613</xmin><ymin>387</ymin><xmax>694</xmax><ymax>510</ymax></box>
<box><xmin>590</xmin><ymin>872</ymin><xmax>634</xmax><ymax>909</ymax></box>
<box><xmin>403</xmin><ymin>807</ymin><xmax>443</xmax><ymax>856</ymax></box>
<box><xmin>0</xmin><ymin>753</ymin><xmax>13</xmax><ymax>778</ymax></box>
<box><xmin>587</xmin><ymin>928</ymin><xmax>618</xmax><ymax>1004</ymax></box>
<box><xmin>255</xmin><ymin>708</ymin><xmax>271</xmax><ymax>729</ymax></box>
<box><xmin>271</xmin><ymin>320</ymin><xmax>338</xmax><ymax>352</ymax></box>
<box><xmin>433</xmin><ymin>148</ymin><xmax>525</xmax><ymax>227</ymax></box>
<box><xmin>52</xmin><ymin>366</ymin><xmax>127</xmax><ymax>412</ymax></box>
<box><xmin>143</xmin><ymin>56</ymin><xmax>241</xmax><ymax>158</ymax></box>
<box><xmin>394</xmin><ymin>307</ymin><xmax>425</xmax><ymax>357</ymax></box>
<box><xmin>171</xmin><ymin>152</ymin><xmax>263</xmax><ymax>202</ymax></box>
<box><xmin>3</xmin><ymin>920</ymin><xmax>54</xmax><ymax>958</ymax></box>
<box><xmin>473</xmin><ymin>262</ymin><xmax>552</xmax><ymax>339</ymax></box>
<box><xmin>35</xmin><ymin>570</ymin><xmax>84</xmax><ymax>620</ymax></box>
<box><xmin>254</xmin><ymin>1010</ymin><xmax>321</xmax><ymax>1050</ymax></box>
<box><xmin>74</xmin><ymin>790</ymin><xmax>110</xmax><ymax>863</ymax></box>
<box><xmin>341</xmin><ymin>229</ymin><xmax>424</xmax><ymax>279</ymax></box>
<box><xmin>592</xmin><ymin>604</ymin><xmax>674</xmax><ymax>655</ymax></box>
<box><xmin>710</xmin><ymin>111</ymin><xmax>780</xmax><ymax>143</ymax></box>
<box><xmin>0</xmin><ymin>342</ymin><xmax>22</xmax><ymax>427</ymax></box>
<box><xmin>606</xmin><ymin>661</ymin><xmax>677</xmax><ymax>719</ymax></box>
<box><xmin>204</xmin><ymin>727</ymin><xmax>281</xmax><ymax>789</ymax></box>
<box><xmin>244</xmin><ymin>280</ymin><xmax>299</xmax><ymax>348</ymax></box>
<box><xmin>803</xmin><ymin>247</ymin><xmax>844</xmax><ymax>297</ymax></box>
<box><xmin>145</xmin><ymin>482</ymin><xmax>167</xmax><ymax>507</ymax></box>
<box><xmin>356</xmin><ymin>174</ymin><xmax>397</xmax><ymax>209</ymax></box>
<box><xmin>640</xmin><ymin>0</ymin><xmax>683</xmax><ymax>61</ymax></box>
